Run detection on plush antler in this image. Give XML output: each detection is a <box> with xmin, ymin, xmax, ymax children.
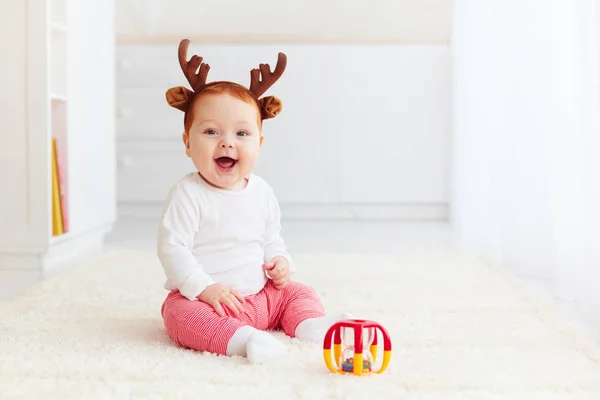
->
<box><xmin>167</xmin><ymin>38</ymin><xmax>286</xmax><ymax>119</ymax></box>
<box><xmin>249</xmin><ymin>53</ymin><xmax>287</xmax><ymax>98</ymax></box>
<box><xmin>178</xmin><ymin>39</ymin><xmax>210</xmax><ymax>92</ymax></box>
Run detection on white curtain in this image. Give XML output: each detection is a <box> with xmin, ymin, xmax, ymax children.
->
<box><xmin>451</xmin><ymin>0</ymin><xmax>600</xmax><ymax>336</ymax></box>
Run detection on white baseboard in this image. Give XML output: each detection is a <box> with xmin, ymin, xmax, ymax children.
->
<box><xmin>117</xmin><ymin>202</ymin><xmax>448</xmax><ymax>221</ymax></box>
<box><xmin>281</xmin><ymin>203</ymin><xmax>447</xmax><ymax>220</ymax></box>
<box><xmin>0</xmin><ymin>225</ymin><xmax>112</xmax><ymax>271</ymax></box>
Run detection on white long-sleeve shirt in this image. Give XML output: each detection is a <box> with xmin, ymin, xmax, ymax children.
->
<box><xmin>156</xmin><ymin>172</ymin><xmax>295</xmax><ymax>301</ymax></box>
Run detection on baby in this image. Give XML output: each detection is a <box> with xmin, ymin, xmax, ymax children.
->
<box><xmin>156</xmin><ymin>39</ymin><xmax>350</xmax><ymax>364</ymax></box>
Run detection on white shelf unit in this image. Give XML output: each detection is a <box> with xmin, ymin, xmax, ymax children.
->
<box><xmin>49</xmin><ymin>0</ymin><xmax>69</xmax><ymax>243</ymax></box>
<box><xmin>0</xmin><ymin>0</ymin><xmax>116</xmax><ymax>271</ymax></box>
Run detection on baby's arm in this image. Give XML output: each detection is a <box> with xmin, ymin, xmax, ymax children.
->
<box><xmin>261</xmin><ymin>187</ymin><xmax>295</xmax><ymax>274</ymax></box>
<box><xmin>156</xmin><ymin>185</ymin><xmax>215</xmax><ymax>301</ymax></box>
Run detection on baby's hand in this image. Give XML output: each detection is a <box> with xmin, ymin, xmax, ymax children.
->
<box><xmin>263</xmin><ymin>256</ymin><xmax>290</xmax><ymax>289</ymax></box>
<box><xmin>197</xmin><ymin>283</ymin><xmax>246</xmax><ymax>317</ymax></box>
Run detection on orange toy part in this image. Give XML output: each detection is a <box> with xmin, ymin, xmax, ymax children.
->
<box><xmin>323</xmin><ymin>319</ymin><xmax>392</xmax><ymax>376</ymax></box>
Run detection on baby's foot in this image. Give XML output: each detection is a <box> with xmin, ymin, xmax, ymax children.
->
<box><xmin>246</xmin><ymin>330</ymin><xmax>287</xmax><ymax>364</ymax></box>
<box><xmin>294</xmin><ymin>312</ymin><xmax>355</xmax><ymax>344</ymax></box>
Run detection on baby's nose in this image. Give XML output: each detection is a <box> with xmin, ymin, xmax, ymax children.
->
<box><xmin>220</xmin><ymin>140</ymin><xmax>234</xmax><ymax>148</ymax></box>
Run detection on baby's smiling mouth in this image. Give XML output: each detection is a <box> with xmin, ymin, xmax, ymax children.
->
<box><xmin>215</xmin><ymin>156</ymin><xmax>238</xmax><ymax>172</ymax></box>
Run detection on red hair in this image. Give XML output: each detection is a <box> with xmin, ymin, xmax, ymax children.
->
<box><xmin>184</xmin><ymin>82</ymin><xmax>262</xmax><ymax>133</ymax></box>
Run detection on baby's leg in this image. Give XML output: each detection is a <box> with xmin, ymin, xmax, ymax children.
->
<box><xmin>161</xmin><ymin>290</ymin><xmax>243</xmax><ymax>355</ymax></box>
<box><xmin>161</xmin><ymin>291</ymin><xmax>285</xmax><ymax>364</ymax></box>
<box><xmin>294</xmin><ymin>312</ymin><xmax>355</xmax><ymax>344</ymax></box>
<box><xmin>265</xmin><ymin>281</ymin><xmax>352</xmax><ymax>344</ymax></box>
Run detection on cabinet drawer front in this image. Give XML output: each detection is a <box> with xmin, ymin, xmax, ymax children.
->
<box><xmin>117</xmin><ymin>141</ymin><xmax>194</xmax><ymax>202</ymax></box>
<box><xmin>116</xmin><ymin>43</ymin><xmax>451</xmax><ymax>205</ymax></box>
<box><xmin>117</xmin><ymin>46</ymin><xmax>181</xmax><ymax>89</ymax></box>
<box><xmin>117</xmin><ymin>88</ymin><xmax>184</xmax><ymax>141</ymax></box>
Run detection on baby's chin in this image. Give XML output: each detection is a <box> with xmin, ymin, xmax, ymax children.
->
<box><xmin>204</xmin><ymin>171</ymin><xmax>248</xmax><ymax>191</ymax></box>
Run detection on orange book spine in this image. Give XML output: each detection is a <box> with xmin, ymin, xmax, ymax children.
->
<box><xmin>52</xmin><ymin>138</ymin><xmax>64</xmax><ymax>236</ymax></box>
<box><xmin>54</xmin><ymin>140</ymin><xmax>68</xmax><ymax>232</ymax></box>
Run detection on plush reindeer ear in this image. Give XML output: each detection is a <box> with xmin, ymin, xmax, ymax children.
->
<box><xmin>166</xmin><ymin>86</ymin><xmax>194</xmax><ymax>112</ymax></box>
<box><xmin>259</xmin><ymin>96</ymin><xmax>282</xmax><ymax>120</ymax></box>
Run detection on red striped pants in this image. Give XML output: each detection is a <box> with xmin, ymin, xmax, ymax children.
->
<box><xmin>161</xmin><ymin>280</ymin><xmax>325</xmax><ymax>355</ymax></box>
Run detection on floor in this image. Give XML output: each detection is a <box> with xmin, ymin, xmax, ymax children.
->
<box><xmin>5</xmin><ymin>231</ymin><xmax>600</xmax><ymax>397</ymax></box>
<box><xmin>1</xmin><ymin>217</ymin><xmax>598</xmax><ymax>343</ymax></box>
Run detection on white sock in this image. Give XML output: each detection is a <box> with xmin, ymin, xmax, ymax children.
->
<box><xmin>294</xmin><ymin>312</ymin><xmax>355</xmax><ymax>344</ymax></box>
<box><xmin>246</xmin><ymin>330</ymin><xmax>287</xmax><ymax>364</ymax></box>
<box><xmin>226</xmin><ymin>325</ymin><xmax>255</xmax><ymax>357</ymax></box>
<box><xmin>226</xmin><ymin>326</ymin><xmax>286</xmax><ymax>364</ymax></box>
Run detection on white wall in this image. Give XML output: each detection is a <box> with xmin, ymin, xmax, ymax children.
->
<box><xmin>67</xmin><ymin>0</ymin><xmax>117</xmax><ymax>235</ymax></box>
<box><xmin>451</xmin><ymin>0</ymin><xmax>557</xmax><ymax>276</ymax></box>
<box><xmin>116</xmin><ymin>0</ymin><xmax>452</xmax><ymax>43</ymax></box>
<box><xmin>451</xmin><ymin>0</ymin><xmax>600</xmax><ymax>335</ymax></box>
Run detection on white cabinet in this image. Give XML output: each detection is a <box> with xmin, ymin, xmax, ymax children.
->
<box><xmin>0</xmin><ymin>0</ymin><xmax>116</xmax><ymax>270</ymax></box>
<box><xmin>117</xmin><ymin>141</ymin><xmax>195</xmax><ymax>202</ymax></box>
<box><xmin>116</xmin><ymin>43</ymin><xmax>450</xmax><ymax>219</ymax></box>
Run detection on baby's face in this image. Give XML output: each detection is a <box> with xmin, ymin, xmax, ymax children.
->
<box><xmin>184</xmin><ymin>93</ymin><xmax>262</xmax><ymax>191</ymax></box>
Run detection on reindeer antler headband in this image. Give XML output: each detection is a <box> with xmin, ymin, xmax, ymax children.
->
<box><xmin>166</xmin><ymin>38</ymin><xmax>287</xmax><ymax>121</ymax></box>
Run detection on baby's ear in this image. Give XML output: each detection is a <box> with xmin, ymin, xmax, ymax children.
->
<box><xmin>166</xmin><ymin>86</ymin><xmax>194</xmax><ymax>112</ymax></box>
<box><xmin>259</xmin><ymin>96</ymin><xmax>282</xmax><ymax>120</ymax></box>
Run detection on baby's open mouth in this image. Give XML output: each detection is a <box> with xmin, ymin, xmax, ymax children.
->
<box><xmin>215</xmin><ymin>156</ymin><xmax>237</xmax><ymax>172</ymax></box>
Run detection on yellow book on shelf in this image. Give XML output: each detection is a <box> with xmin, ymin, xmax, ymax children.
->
<box><xmin>52</xmin><ymin>138</ymin><xmax>64</xmax><ymax>236</ymax></box>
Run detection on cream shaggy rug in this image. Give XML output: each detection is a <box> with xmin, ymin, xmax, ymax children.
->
<box><xmin>1</xmin><ymin>250</ymin><xmax>600</xmax><ymax>400</ymax></box>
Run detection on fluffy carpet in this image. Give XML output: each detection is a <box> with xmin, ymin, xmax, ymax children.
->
<box><xmin>1</xmin><ymin>250</ymin><xmax>600</xmax><ymax>400</ymax></box>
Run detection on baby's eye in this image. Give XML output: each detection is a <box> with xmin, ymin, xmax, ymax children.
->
<box><xmin>237</xmin><ymin>131</ymin><xmax>249</xmax><ymax>137</ymax></box>
<box><xmin>205</xmin><ymin>129</ymin><xmax>217</xmax><ymax>135</ymax></box>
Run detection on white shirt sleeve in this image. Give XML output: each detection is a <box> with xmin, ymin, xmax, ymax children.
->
<box><xmin>261</xmin><ymin>187</ymin><xmax>296</xmax><ymax>274</ymax></box>
<box><xmin>156</xmin><ymin>184</ymin><xmax>215</xmax><ymax>301</ymax></box>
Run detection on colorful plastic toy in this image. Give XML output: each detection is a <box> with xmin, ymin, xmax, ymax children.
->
<box><xmin>323</xmin><ymin>319</ymin><xmax>392</xmax><ymax>376</ymax></box>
